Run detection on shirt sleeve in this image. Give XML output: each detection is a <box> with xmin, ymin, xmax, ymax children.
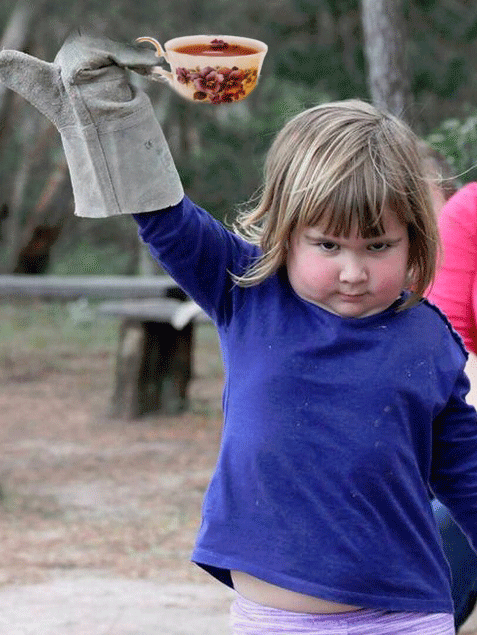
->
<box><xmin>133</xmin><ymin>196</ymin><xmax>258</xmax><ymax>326</ymax></box>
<box><xmin>427</xmin><ymin>183</ymin><xmax>477</xmax><ymax>354</ymax></box>
<box><xmin>431</xmin><ymin>367</ymin><xmax>477</xmax><ymax>552</ymax></box>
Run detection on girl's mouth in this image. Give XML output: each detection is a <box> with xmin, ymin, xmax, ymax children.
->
<box><xmin>339</xmin><ymin>292</ymin><xmax>367</xmax><ymax>301</ymax></box>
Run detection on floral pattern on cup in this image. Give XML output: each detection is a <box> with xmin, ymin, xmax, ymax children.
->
<box><xmin>176</xmin><ymin>65</ymin><xmax>259</xmax><ymax>104</ymax></box>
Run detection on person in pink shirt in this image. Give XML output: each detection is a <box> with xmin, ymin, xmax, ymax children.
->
<box><xmin>428</xmin><ymin>179</ymin><xmax>477</xmax><ymax>635</ymax></box>
<box><xmin>428</xmin><ymin>182</ymin><xmax>477</xmax><ymax>354</ymax></box>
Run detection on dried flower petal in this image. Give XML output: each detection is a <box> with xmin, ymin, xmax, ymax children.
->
<box><xmin>176</xmin><ymin>67</ymin><xmax>191</xmax><ymax>84</ymax></box>
<box><xmin>209</xmin><ymin>39</ymin><xmax>228</xmax><ymax>50</ymax></box>
<box><xmin>181</xmin><ymin>63</ymin><xmax>256</xmax><ymax>104</ymax></box>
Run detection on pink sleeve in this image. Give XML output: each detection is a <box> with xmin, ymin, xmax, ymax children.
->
<box><xmin>427</xmin><ymin>182</ymin><xmax>477</xmax><ymax>354</ymax></box>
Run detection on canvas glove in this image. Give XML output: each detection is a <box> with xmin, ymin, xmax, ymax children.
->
<box><xmin>0</xmin><ymin>33</ymin><xmax>184</xmax><ymax>217</ymax></box>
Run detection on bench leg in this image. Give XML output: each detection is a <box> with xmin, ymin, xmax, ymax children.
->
<box><xmin>110</xmin><ymin>319</ymin><xmax>193</xmax><ymax>419</ymax></box>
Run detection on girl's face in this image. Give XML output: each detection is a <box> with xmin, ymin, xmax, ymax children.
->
<box><xmin>286</xmin><ymin>210</ymin><xmax>410</xmax><ymax>318</ymax></box>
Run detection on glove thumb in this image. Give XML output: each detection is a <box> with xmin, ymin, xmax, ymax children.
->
<box><xmin>0</xmin><ymin>49</ymin><xmax>65</xmax><ymax>126</ymax></box>
<box><xmin>56</xmin><ymin>33</ymin><xmax>161</xmax><ymax>83</ymax></box>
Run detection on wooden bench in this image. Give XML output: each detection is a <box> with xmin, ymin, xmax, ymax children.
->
<box><xmin>0</xmin><ymin>274</ymin><xmax>185</xmax><ymax>300</ymax></box>
<box><xmin>97</xmin><ymin>298</ymin><xmax>209</xmax><ymax>419</ymax></box>
<box><xmin>0</xmin><ymin>274</ymin><xmax>211</xmax><ymax>418</ymax></box>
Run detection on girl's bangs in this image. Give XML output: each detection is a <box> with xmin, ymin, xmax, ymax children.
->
<box><xmin>298</xmin><ymin>162</ymin><xmax>390</xmax><ymax>238</ymax></box>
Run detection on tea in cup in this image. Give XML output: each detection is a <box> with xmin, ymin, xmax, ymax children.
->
<box><xmin>136</xmin><ymin>35</ymin><xmax>268</xmax><ymax>104</ymax></box>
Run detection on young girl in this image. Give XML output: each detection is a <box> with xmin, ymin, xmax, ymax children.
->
<box><xmin>131</xmin><ymin>99</ymin><xmax>477</xmax><ymax>635</ymax></box>
<box><xmin>1</xmin><ymin>36</ymin><xmax>476</xmax><ymax>635</ymax></box>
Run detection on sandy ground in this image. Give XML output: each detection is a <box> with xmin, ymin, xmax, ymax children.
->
<box><xmin>0</xmin><ymin>574</ymin><xmax>233</xmax><ymax>635</ymax></box>
<box><xmin>0</xmin><ymin>312</ymin><xmax>234</xmax><ymax>634</ymax></box>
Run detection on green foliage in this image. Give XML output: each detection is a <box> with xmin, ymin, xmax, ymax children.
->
<box><xmin>427</xmin><ymin>114</ymin><xmax>477</xmax><ymax>186</ymax></box>
<box><xmin>276</xmin><ymin>46</ymin><xmax>366</xmax><ymax>100</ymax></box>
<box><xmin>412</xmin><ymin>53</ymin><xmax>467</xmax><ymax>98</ymax></box>
<box><xmin>50</xmin><ymin>214</ymin><xmax>142</xmax><ymax>275</ymax></box>
<box><xmin>50</xmin><ymin>241</ymin><xmax>134</xmax><ymax>275</ymax></box>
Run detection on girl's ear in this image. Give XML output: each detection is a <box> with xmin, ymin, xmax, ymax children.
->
<box><xmin>405</xmin><ymin>267</ymin><xmax>418</xmax><ymax>290</ymax></box>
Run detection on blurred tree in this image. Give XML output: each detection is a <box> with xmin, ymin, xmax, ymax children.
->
<box><xmin>271</xmin><ymin>0</ymin><xmax>367</xmax><ymax>101</ymax></box>
<box><xmin>361</xmin><ymin>0</ymin><xmax>412</xmax><ymax>121</ymax></box>
<box><xmin>0</xmin><ymin>1</ymin><xmax>35</xmax><ymax>134</ymax></box>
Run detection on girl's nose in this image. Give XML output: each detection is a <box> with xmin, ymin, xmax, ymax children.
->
<box><xmin>339</xmin><ymin>256</ymin><xmax>368</xmax><ymax>284</ymax></box>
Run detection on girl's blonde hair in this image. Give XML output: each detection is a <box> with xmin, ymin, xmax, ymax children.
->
<box><xmin>233</xmin><ymin>99</ymin><xmax>439</xmax><ymax>309</ymax></box>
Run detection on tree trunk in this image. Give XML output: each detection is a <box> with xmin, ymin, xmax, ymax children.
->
<box><xmin>5</xmin><ymin>104</ymin><xmax>39</xmax><ymax>271</ymax></box>
<box><xmin>0</xmin><ymin>1</ymin><xmax>40</xmax><ymax>262</ymax></box>
<box><xmin>0</xmin><ymin>1</ymin><xmax>36</xmax><ymax>140</ymax></box>
<box><xmin>11</xmin><ymin>158</ymin><xmax>70</xmax><ymax>274</ymax></box>
<box><xmin>1</xmin><ymin>112</ymin><xmax>69</xmax><ymax>273</ymax></box>
<box><xmin>360</xmin><ymin>0</ymin><xmax>413</xmax><ymax>122</ymax></box>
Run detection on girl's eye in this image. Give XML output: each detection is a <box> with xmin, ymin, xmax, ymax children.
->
<box><xmin>368</xmin><ymin>242</ymin><xmax>390</xmax><ymax>253</ymax></box>
<box><xmin>318</xmin><ymin>241</ymin><xmax>339</xmax><ymax>252</ymax></box>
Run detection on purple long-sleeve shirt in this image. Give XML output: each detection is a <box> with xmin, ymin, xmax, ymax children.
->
<box><xmin>134</xmin><ymin>196</ymin><xmax>477</xmax><ymax>614</ymax></box>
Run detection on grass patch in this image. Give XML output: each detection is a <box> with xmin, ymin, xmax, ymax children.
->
<box><xmin>0</xmin><ymin>299</ymin><xmax>119</xmax><ymax>355</ymax></box>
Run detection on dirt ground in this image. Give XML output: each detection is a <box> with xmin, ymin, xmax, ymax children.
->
<box><xmin>0</xmin><ymin>316</ymin><xmax>234</xmax><ymax>634</ymax></box>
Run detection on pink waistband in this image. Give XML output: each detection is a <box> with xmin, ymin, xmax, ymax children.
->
<box><xmin>230</xmin><ymin>593</ymin><xmax>455</xmax><ymax>635</ymax></box>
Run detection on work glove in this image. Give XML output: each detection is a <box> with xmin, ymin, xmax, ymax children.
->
<box><xmin>0</xmin><ymin>33</ymin><xmax>184</xmax><ymax>217</ymax></box>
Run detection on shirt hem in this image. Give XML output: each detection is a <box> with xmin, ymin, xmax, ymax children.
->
<box><xmin>191</xmin><ymin>550</ymin><xmax>453</xmax><ymax>615</ymax></box>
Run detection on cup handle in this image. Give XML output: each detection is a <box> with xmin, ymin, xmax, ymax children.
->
<box><xmin>135</xmin><ymin>37</ymin><xmax>173</xmax><ymax>83</ymax></box>
<box><xmin>149</xmin><ymin>67</ymin><xmax>174</xmax><ymax>82</ymax></box>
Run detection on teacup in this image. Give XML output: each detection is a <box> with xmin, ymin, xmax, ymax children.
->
<box><xmin>136</xmin><ymin>35</ymin><xmax>268</xmax><ymax>104</ymax></box>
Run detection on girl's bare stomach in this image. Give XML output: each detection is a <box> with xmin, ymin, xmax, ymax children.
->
<box><xmin>231</xmin><ymin>570</ymin><xmax>362</xmax><ymax>614</ymax></box>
